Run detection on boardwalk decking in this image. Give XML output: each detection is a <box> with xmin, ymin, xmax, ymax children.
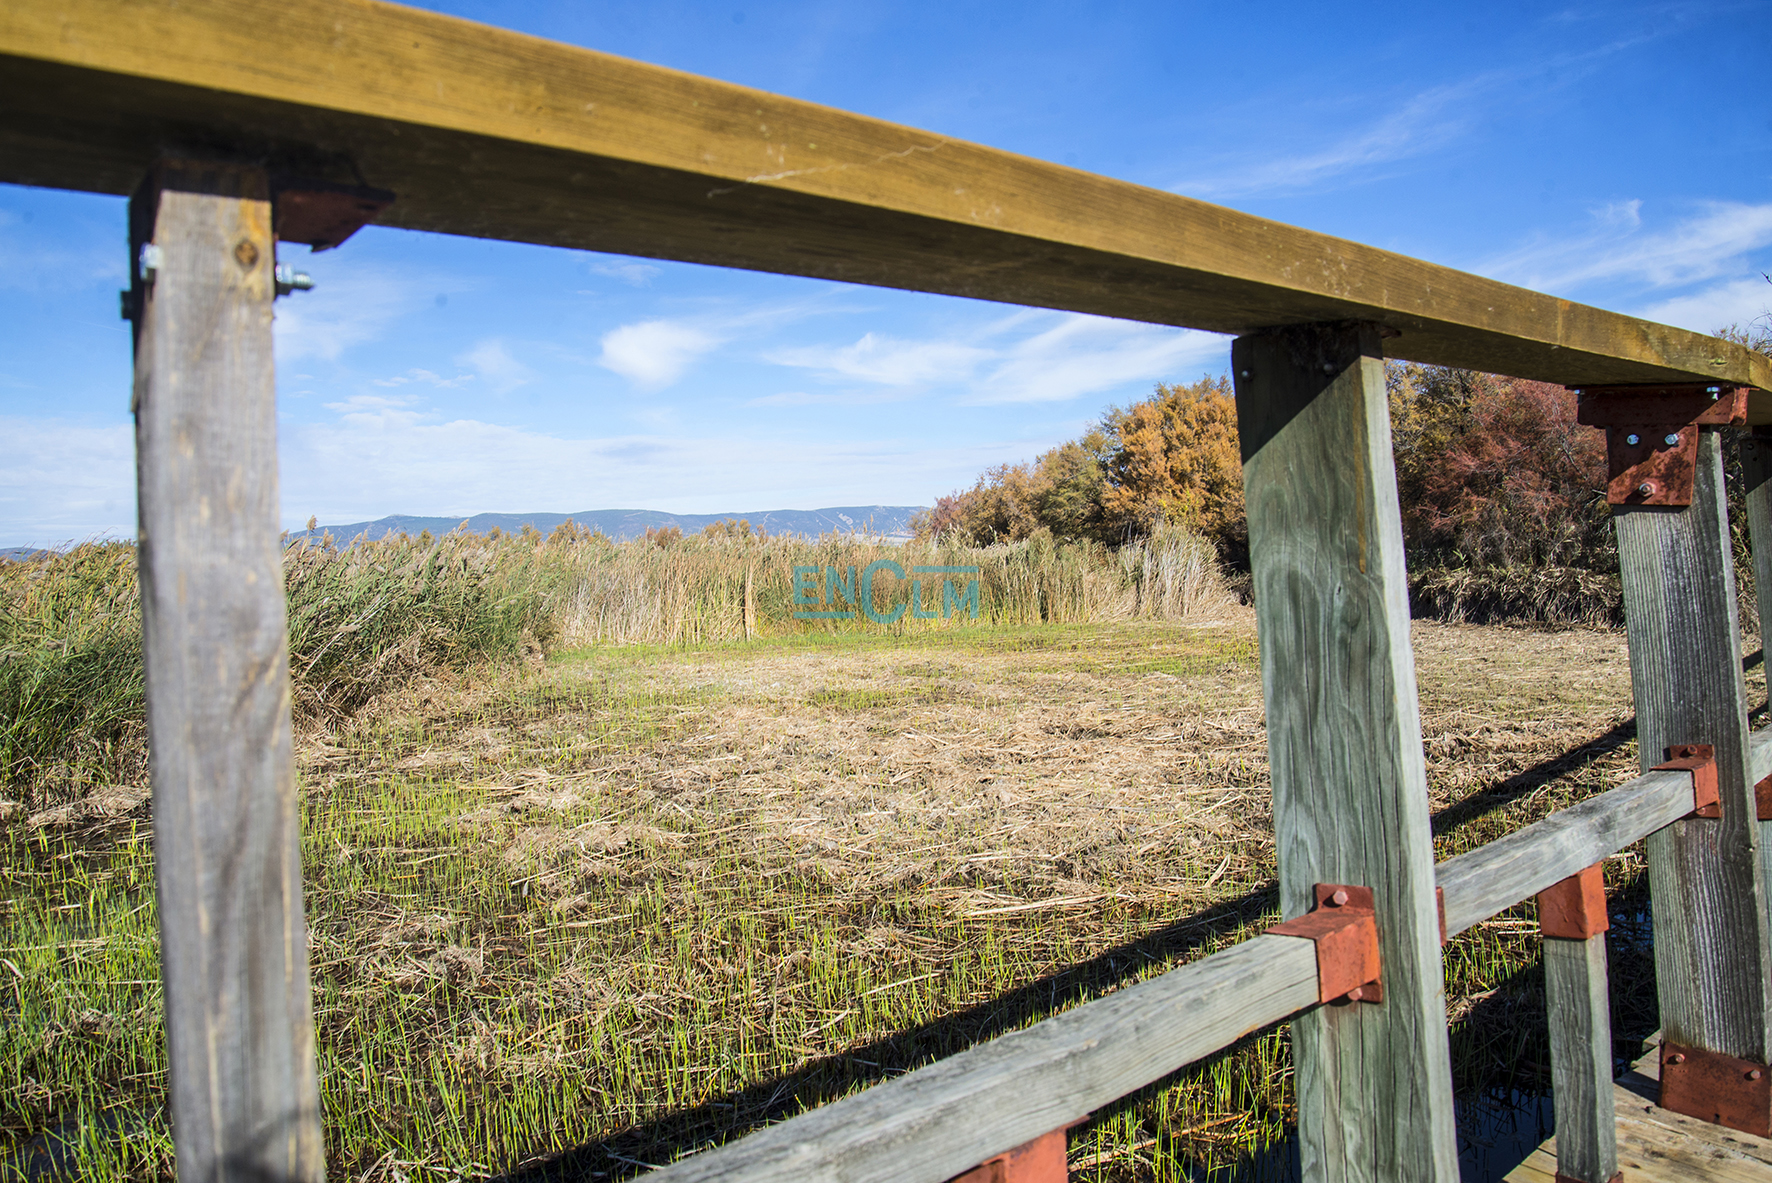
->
<box><xmin>1507</xmin><ymin>1040</ymin><xmax>1772</xmax><ymax>1182</ymax></box>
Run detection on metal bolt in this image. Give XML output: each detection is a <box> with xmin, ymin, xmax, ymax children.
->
<box><xmin>1321</xmin><ymin>362</ymin><xmax>1335</xmax><ymax>374</ymax></box>
<box><xmin>138</xmin><ymin>242</ymin><xmax>163</xmax><ymax>282</ymax></box>
<box><xmin>1625</xmin><ymin>433</ymin><xmax>1641</xmax><ymax>446</ymax></box>
<box><xmin>1638</xmin><ymin>481</ymin><xmax>1657</xmax><ymax>497</ymax></box>
<box><xmin>1344</xmin><ymin>985</ymin><xmax>1364</xmax><ymax>1002</ymax></box>
<box><xmin>1329</xmin><ymin>889</ymin><xmax>1350</xmax><ymax>906</ymax></box>
<box><xmin>1238</xmin><ymin>369</ymin><xmax>1252</xmax><ymax>380</ymax></box>
<box><xmin>274</xmin><ymin>263</ymin><xmax>316</xmax><ymax>296</ymax></box>
<box><xmin>1664</xmin><ymin>433</ymin><xmax>1680</xmax><ymax>447</ymax></box>
<box><xmin>1669</xmin><ymin>1052</ymin><xmax>1686</xmax><ymax>1064</ymax></box>
<box><xmin>1750</xmin><ymin>1069</ymin><xmax>1765</xmax><ymax>1081</ymax></box>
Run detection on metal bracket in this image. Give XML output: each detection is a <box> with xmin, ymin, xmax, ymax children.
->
<box><xmin>271</xmin><ymin>175</ymin><xmax>395</xmax><ymax>251</ymax></box>
<box><xmin>1538</xmin><ymin>864</ymin><xmax>1609</xmax><ymax>940</ymax></box>
<box><xmin>1573</xmin><ymin>384</ymin><xmax>1748</xmax><ymax>506</ymax></box>
<box><xmin>1654</xmin><ymin>743</ymin><xmax>1720</xmax><ymax>817</ymax></box>
<box><xmin>945</xmin><ymin>1127</ymin><xmax>1071</xmax><ymax>1183</ymax></box>
<box><xmin>1660</xmin><ymin>1041</ymin><xmax>1772</xmax><ymax>1137</ymax></box>
<box><xmin>1266</xmin><ymin>883</ymin><xmax>1382</xmax><ymax>1004</ymax></box>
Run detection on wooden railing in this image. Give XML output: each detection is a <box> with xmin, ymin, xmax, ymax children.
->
<box><xmin>639</xmin><ymin>727</ymin><xmax>1772</xmax><ymax>1183</ymax></box>
<box><xmin>6</xmin><ymin>4</ymin><xmax>1772</xmax><ymax>1182</ymax></box>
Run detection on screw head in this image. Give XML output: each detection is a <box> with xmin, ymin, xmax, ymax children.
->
<box><xmin>1638</xmin><ymin>481</ymin><xmax>1657</xmax><ymax>497</ymax></box>
<box><xmin>1750</xmin><ymin>1069</ymin><xmax>1764</xmax><ymax>1081</ymax></box>
<box><xmin>1669</xmin><ymin>1052</ymin><xmax>1687</xmax><ymax>1064</ymax></box>
<box><xmin>1344</xmin><ymin>985</ymin><xmax>1364</xmax><ymax>1002</ymax></box>
<box><xmin>1664</xmin><ymin>433</ymin><xmax>1681</xmax><ymax>447</ymax></box>
<box><xmin>1625</xmin><ymin>433</ymin><xmax>1641</xmax><ymax>446</ymax></box>
<box><xmin>1329</xmin><ymin>889</ymin><xmax>1350</xmax><ymax>906</ymax></box>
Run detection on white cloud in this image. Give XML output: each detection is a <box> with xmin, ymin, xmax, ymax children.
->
<box><xmin>767</xmin><ymin>332</ymin><xmax>993</xmax><ymax>386</ymax></box>
<box><xmin>598</xmin><ymin>320</ymin><xmax>720</xmax><ymax>389</ymax></box>
<box><xmin>1636</xmin><ymin>276</ymin><xmax>1772</xmax><ymax>335</ymax></box>
<box><xmin>0</xmin><ymin>416</ymin><xmax>136</xmax><ymax>547</ymax></box>
<box><xmin>458</xmin><ymin>338</ymin><xmax>535</xmax><ymax>394</ymax></box>
<box><xmin>1481</xmin><ymin>201</ymin><xmax>1772</xmax><ymax>294</ymax></box>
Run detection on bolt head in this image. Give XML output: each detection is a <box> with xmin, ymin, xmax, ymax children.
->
<box><xmin>1638</xmin><ymin>481</ymin><xmax>1657</xmax><ymax>497</ymax></box>
<box><xmin>1665</xmin><ymin>433</ymin><xmax>1681</xmax><ymax>447</ymax></box>
<box><xmin>1344</xmin><ymin>985</ymin><xmax>1364</xmax><ymax>1002</ymax></box>
<box><xmin>1750</xmin><ymin>1069</ymin><xmax>1765</xmax><ymax>1081</ymax></box>
<box><xmin>1321</xmin><ymin>362</ymin><xmax>1335</xmax><ymax>374</ymax></box>
<box><xmin>1625</xmin><ymin>433</ymin><xmax>1641</xmax><ymax>446</ymax></box>
<box><xmin>1329</xmin><ymin>889</ymin><xmax>1350</xmax><ymax>906</ymax></box>
<box><xmin>1669</xmin><ymin>1052</ymin><xmax>1687</xmax><ymax>1064</ymax></box>
<box><xmin>1238</xmin><ymin>369</ymin><xmax>1252</xmax><ymax>380</ymax></box>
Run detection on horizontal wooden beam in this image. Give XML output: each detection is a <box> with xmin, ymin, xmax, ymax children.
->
<box><xmin>4</xmin><ymin>0</ymin><xmax>1769</xmax><ymax>407</ymax></box>
<box><xmin>646</xmin><ymin>934</ymin><xmax>1319</xmax><ymax>1182</ymax></box>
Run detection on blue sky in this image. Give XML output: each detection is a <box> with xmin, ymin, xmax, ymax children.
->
<box><xmin>2</xmin><ymin>0</ymin><xmax>1770</xmax><ymax>548</ymax></box>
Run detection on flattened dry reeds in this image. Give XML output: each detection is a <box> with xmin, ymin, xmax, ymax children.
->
<box><xmin>1407</xmin><ymin>566</ymin><xmax>1624</xmax><ymax>628</ymax></box>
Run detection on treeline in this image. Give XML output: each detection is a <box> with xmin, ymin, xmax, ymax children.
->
<box><xmin>914</xmin><ymin>366</ymin><xmax>1615</xmax><ymax>573</ymax></box>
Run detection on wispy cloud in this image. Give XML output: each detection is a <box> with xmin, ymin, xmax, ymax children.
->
<box><xmin>759</xmin><ymin>311</ymin><xmax>1227</xmax><ymax>405</ymax></box>
<box><xmin>584</xmin><ymin>257</ymin><xmax>662</xmax><ymax>286</ymax></box>
<box><xmin>458</xmin><ymin>338</ymin><xmax>535</xmax><ymax>394</ymax></box>
<box><xmin>767</xmin><ymin>332</ymin><xmax>993</xmax><ymax>386</ymax></box>
<box><xmin>1636</xmin><ymin>275</ymin><xmax>1772</xmax><ymax>335</ymax></box>
<box><xmin>0</xmin><ymin>416</ymin><xmax>135</xmax><ymax>547</ymax></box>
<box><xmin>965</xmin><ymin>316</ymin><xmax>1227</xmax><ymax>405</ymax></box>
<box><xmin>1481</xmin><ymin>200</ymin><xmax>1772</xmax><ymax>294</ymax></box>
<box><xmin>598</xmin><ymin>320</ymin><xmax>720</xmax><ymax>389</ymax></box>
<box><xmin>274</xmin><ymin>264</ymin><xmax>431</xmax><ymax>362</ymax></box>
<box><xmin>372</xmin><ymin>367</ymin><xmax>476</xmax><ymax>389</ymax></box>
<box><xmin>1170</xmin><ymin>81</ymin><xmax>1479</xmax><ymax>201</ymax></box>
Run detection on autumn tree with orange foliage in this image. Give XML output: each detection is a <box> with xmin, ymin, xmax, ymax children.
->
<box><xmin>1096</xmin><ymin>375</ymin><xmax>1244</xmax><ymax>557</ymax></box>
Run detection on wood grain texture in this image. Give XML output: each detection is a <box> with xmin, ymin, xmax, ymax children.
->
<box><xmin>646</xmin><ymin>935</ymin><xmax>1319</xmax><ymax>1183</ymax></box>
<box><xmin>1436</xmin><ymin>768</ymin><xmax>1695</xmax><ymax>938</ymax></box>
<box><xmin>1235</xmin><ymin>323</ymin><xmax>1458</xmax><ymax>1182</ymax></box>
<box><xmin>1615</xmin><ymin>431</ymin><xmax>1772</xmax><ymax>1062</ymax></box>
<box><xmin>2</xmin><ymin>0</ymin><xmax>1769</xmax><ymax>399</ymax></box>
<box><xmin>1736</xmin><ymin>431</ymin><xmax>1772</xmax><ymax>901</ymax></box>
<box><xmin>133</xmin><ymin>160</ymin><xmax>322</xmax><ymax>1183</ymax></box>
<box><xmin>1505</xmin><ymin>1037</ymin><xmax>1772</xmax><ymax>1183</ymax></box>
<box><xmin>1544</xmin><ymin>934</ymin><xmax>1618</xmax><ymax>1183</ymax></box>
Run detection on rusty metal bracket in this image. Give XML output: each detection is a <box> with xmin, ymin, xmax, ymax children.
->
<box><xmin>1660</xmin><ymin>1041</ymin><xmax>1772</xmax><ymax>1137</ymax></box>
<box><xmin>1538</xmin><ymin>863</ymin><xmax>1609</xmax><ymax>940</ymax></box>
<box><xmin>1653</xmin><ymin>743</ymin><xmax>1720</xmax><ymax>817</ymax></box>
<box><xmin>271</xmin><ymin>175</ymin><xmax>395</xmax><ymax>251</ymax></box>
<box><xmin>1573</xmin><ymin>384</ymin><xmax>1748</xmax><ymax>506</ymax></box>
<box><xmin>1757</xmin><ymin>774</ymin><xmax>1772</xmax><ymax>820</ymax></box>
<box><xmin>945</xmin><ymin>1127</ymin><xmax>1071</xmax><ymax>1183</ymax></box>
<box><xmin>1266</xmin><ymin>883</ymin><xmax>1381</xmax><ymax>1005</ymax></box>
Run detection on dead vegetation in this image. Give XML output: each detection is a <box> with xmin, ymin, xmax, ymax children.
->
<box><xmin>5</xmin><ymin>612</ymin><xmax>1715</xmax><ymax>1182</ymax></box>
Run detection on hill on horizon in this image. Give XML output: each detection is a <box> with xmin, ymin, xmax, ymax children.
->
<box><xmin>287</xmin><ymin>505</ymin><xmax>927</xmax><ymax>546</ymax></box>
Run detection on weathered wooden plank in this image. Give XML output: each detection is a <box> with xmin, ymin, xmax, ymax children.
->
<box><xmin>1736</xmin><ymin>430</ymin><xmax>1772</xmax><ymax>901</ymax></box>
<box><xmin>1436</xmin><ymin>768</ymin><xmax>1695</xmax><ymax>938</ymax></box>
<box><xmin>645</xmin><ymin>934</ymin><xmax>1319</xmax><ymax>1182</ymax></box>
<box><xmin>132</xmin><ymin>159</ymin><xmax>322</xmax><ymax>1183</ymax></box>
<box><xmin>1544</xmin><ymin>933</ymin><xmax>1618</xmax><ymax>1183</ymax></box>
<box><xmin>2</xmin><ymin>0</ymin><xmax>1770</xmax><ymax>397</ymax></box>
<box><xmin>1235</xmin><ymin>322</ymin><xmax>1458</xmax><ymax>1182</ymax></box>
<box><xmin>1615</xmin><ymin>430</ymin><xmax>1772</xmax><ymax>1061</ymax></box>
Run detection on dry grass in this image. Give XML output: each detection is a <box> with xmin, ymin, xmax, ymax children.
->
<box><xmin>4</xmin><ymin>611</ymin><xmax>1715</xmax><ymax>1182</ymax></box>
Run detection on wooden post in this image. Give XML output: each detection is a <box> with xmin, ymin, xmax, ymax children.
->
<box><xmin>1234</xmin><ymin>322</ymin><xmax>1459</xmax><ymax>1182</ymax></box>
<box><xmin>1614</xmin><ymin>430</ymin><xmax>1772</xmax><ymax>1063</ymax></box>
<box><xmin>1539</xmin><ymin>866</ymin><xmax>1617</xmax><ymax>1183</ymax></box>
<box><xmin>130</xmin><ymin>160</ymin><xmax>324</xmax><ymax>1183</ymax></box>
<box><xmin>1735</xmin><ymin>427</ymin><xmax>1772</xmax><ymax>898</ymax></box>
<box><xmin>1543</xmin><ymin>936</ymin><xmax>1617</xmax><ymax>1183</ymax></box>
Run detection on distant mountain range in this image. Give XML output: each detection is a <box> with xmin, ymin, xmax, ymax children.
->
<box><xmin>287</xmin><ymin>506</ymin><xmax>927</xmax><ymax>546</ymax></box>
